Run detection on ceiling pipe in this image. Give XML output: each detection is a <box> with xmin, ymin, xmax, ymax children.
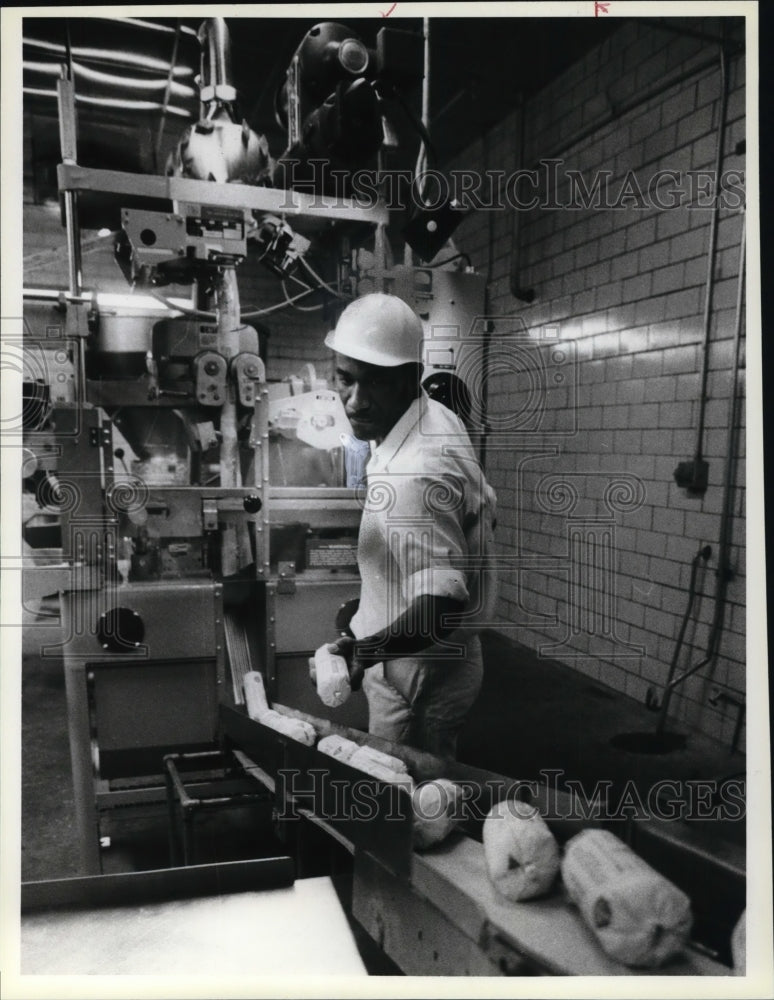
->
<box><xmin>23</xmin><ymin>36</ymin><xmax>195</xmax><ymax>76</ymax></box>
<box><xmin>23</xmin><ymin>88</ymin><xmax>192</xmax><ymax>117</ymax></box>
<box><xmin>24</xmin><ymin>59</ymin><xmax>196</xmax><ymax>98</ymax></box>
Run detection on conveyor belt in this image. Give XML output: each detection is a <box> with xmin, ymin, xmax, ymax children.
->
<box><xmin>219</xmin><ymin>702</ymin><xmax>735</xmax><ymax>976</ymax></box>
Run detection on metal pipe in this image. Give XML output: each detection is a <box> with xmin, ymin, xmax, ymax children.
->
<box><xmin>656</xmin><ymin>213</ymin><xmax>746</xmax><ymax>733</ymax></box>
<box><xmin>693</xmin><ymin>43</ymin><xmax>729</xmax><ymax>465</ymax></box>
<box><xmin>197</xmin><ymin>17</ymin><xmax>235</xmax><ymax>115</ymax></box>
<box><xmin>24</xmin><ymin>59</ymin><xmax>196</xmax><ymax>96</ymax></box>
<box><xmin>654</xmin><ymin>544</ymin><xmax>712</xmax><ymax>733</ymax></box>
<box><xmin>23</xmin><ymin>35</ymin><xmax>195</xmax><ymax>76</ymax></box>
<box><xmin>24</xmin><ymin>88</ymin><xmax>192</xmax><ymax>116</ymax></box>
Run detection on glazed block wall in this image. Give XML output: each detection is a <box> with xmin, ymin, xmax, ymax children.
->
<box><xmin>445</xmin><ymin>16</ymin><xmax>747</xmax><ymax>746</ymax></box>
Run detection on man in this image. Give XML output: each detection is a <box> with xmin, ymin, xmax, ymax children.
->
<box><xmin>321</xmin><ymin>292</ymin><xmax>497</xmax><ymax>759</ymax></box>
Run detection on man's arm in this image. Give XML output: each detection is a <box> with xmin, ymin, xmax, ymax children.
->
<box><xmin>328</xmin><ymin>593</ymin><xmax>465</xmax><ymax>690</ymax></box>
<box><xmin>353</xmin><ymin>593</ymin><xmax>466</xmax><ymax>664</ymax></box>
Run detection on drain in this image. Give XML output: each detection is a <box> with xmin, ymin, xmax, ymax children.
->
<box><xmin>609</xmin><ymin>731</ymin><xmax>687</xmax><ymax>755</ymax></box>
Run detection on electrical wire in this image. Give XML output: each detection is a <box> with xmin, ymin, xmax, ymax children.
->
<box><xmin>388</xmin><ymin>87</ymin><xmax>438</xmax><ymax>168</ymax></box>
<box><xmin>298</xmin><ymin>256</ymin><xmax>350</xmax><ymax>301</ymax></box>
<box><xmin>285</xmin><ymin>271</ymin><xmax>313</xmax><ymax>291</ymax></box>
<box><xmin>146</xmin><ymin>289</ymin><xmax>217</xmax><ymax>319</ymax></box>
<box><xmin>240</xmin><ymin>285</ymin><xmax>319</xmax><ymax>318</ymax></box>
<box><xmin>281</xmin><ymin>280</ymin><xmax>323</xmax><ymax>312</ymax></box>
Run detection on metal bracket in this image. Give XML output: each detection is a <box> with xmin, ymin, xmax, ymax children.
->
<box><xmin>202</xmin><ymin>498</ymin><xmax>219</xmax><ymax>532</ymax></box>
<box><xmin>230</xmin><ymin>352</ymin><xmax>265</xmax><ymax>408</ymax></box>
<box><xmin>89</xmin><ymin>426</ymin><xmax>111</xmax><ymax>448</ymax></box>
<box><xmin>193</xmin><ymin>351</ymin><xmax>228</xmax><ymax>407</ymax></box>
<box><xmin>276</xmin><ymin>561</ymin><xmax>296</xmax><ymax>595</ymax></box>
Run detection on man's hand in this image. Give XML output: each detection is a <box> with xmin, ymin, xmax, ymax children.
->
<box><xmin>328</xmin><ymin>636</ymin><xmax>365</xmax><ymax>692</ymax></box>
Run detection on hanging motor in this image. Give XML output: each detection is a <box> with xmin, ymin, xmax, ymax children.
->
<box><xmin>273</xmin><ymin>21</ymin><xmax>423</xmax><ymax>195</ymax></box>
<box><xmin>119</xmin><ymin>19</ymin><xmax>268</xmax><ymax>286</ymax></box>
<box><xmin>166</xmin><ymin>17</ymin><xmax>273</xmax><ymax>184</ymax></box>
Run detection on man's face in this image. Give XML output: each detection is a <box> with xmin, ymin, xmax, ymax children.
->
<box><xmin>334</xmin><ymin>354</ymin><xmax>418</xmax><ymax>443</ymax></box>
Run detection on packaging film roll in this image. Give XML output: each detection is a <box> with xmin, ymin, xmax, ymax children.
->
<box><xmin>412</xmin><ymin>779</ymin><xmax>464</xmax><ymax>851</ymax></box>
<box><xmin>482</xmin><ymin>798</ymin><xmax>560</xmax><ymax>901</ymax></box>
<box><xmin>314</xmin><ymin>645</ymin><xmax>351</xmax><ymax>707</ymax></box>
<box><xmin>561</xmin><ymin>829</ymin><xmax>693</xmax><ymax>968</ymax></box>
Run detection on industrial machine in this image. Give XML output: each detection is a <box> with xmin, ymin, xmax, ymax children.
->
<box><xmin>19</xmin><ymin>17</ymin><xmax>745</xmax><ymax>978</ymax></box>
<box><xmin>21</xmin><ymin>17</ymin><xmax>487</xmax><ymax>873</ymax></box>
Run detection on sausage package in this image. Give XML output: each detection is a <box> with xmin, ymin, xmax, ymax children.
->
<box><xmin>317</xmin><ymin>735</ymin><xmax>413</xmax><ymax>790</ymax></box>
<box><xmin>482</xmin><ymin>798</ymin><xmax>560</xmax><ymax>900</ymax></box>
<box><xmin>242</xmin><ymin>672</ymin><xmax>315</xmax><ymax>745</ymax></box>
<box><xmin>314</xmin><ymin>645</ymin><xmax>351</xmax><ymax>707</ymax></box>
<box><xmin>561</xmin><ymin>828</ymin><xmax>693</xmax><ymax>968</ymax></box>
<box><xmin>412</xmin><ymin>779</ymin><xmax>465</xmax><ymax>851</ymax></box>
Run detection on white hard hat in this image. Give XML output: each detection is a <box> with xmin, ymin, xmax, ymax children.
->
<box><xmin>325</xmin><ymin>293</ymin><xmax>424</xmax><ymax>367</ymax></box>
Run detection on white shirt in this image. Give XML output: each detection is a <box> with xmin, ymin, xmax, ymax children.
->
<box><xmin>350</xmin><ymin>393</ymin><xmax>498</xmax><ymax>648</ymax></box>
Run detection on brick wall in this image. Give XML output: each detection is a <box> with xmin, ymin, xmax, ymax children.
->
<box><xmin>445</xmin><ymin>16</ymin><xmax>747</xmax><ymax>747</ymax></box>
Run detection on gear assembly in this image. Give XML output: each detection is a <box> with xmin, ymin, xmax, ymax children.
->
<box><xmin>15</xmin><ymin>12</ymin><xmax>752</xmax><ymax>983</ymax></box>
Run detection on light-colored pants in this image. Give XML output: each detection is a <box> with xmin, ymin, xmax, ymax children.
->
<box><xmin>362</xmin><ymin>634</ymin><xmax>483</xmax><ymax>759</ymax></box>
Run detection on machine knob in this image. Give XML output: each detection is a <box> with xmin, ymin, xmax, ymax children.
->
<box><xmin>243</xmin><ymin>494</ymin><xmax>262</xmax><ymax>514</ymax></box>
<box><xmin>96</xmin><ymin>607</ymin><xmax>145</xmax><ymax>652</ymax></box>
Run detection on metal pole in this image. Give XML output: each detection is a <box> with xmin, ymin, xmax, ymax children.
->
<box><xmin>57</xmin><ymin>66</ymin><xmax>82</xmax><ymax>297</ymax></box>
<box><xmin>216</xmin><ymin>268</ymin><xmax>247</xmax><ymax>576</ymax></box>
